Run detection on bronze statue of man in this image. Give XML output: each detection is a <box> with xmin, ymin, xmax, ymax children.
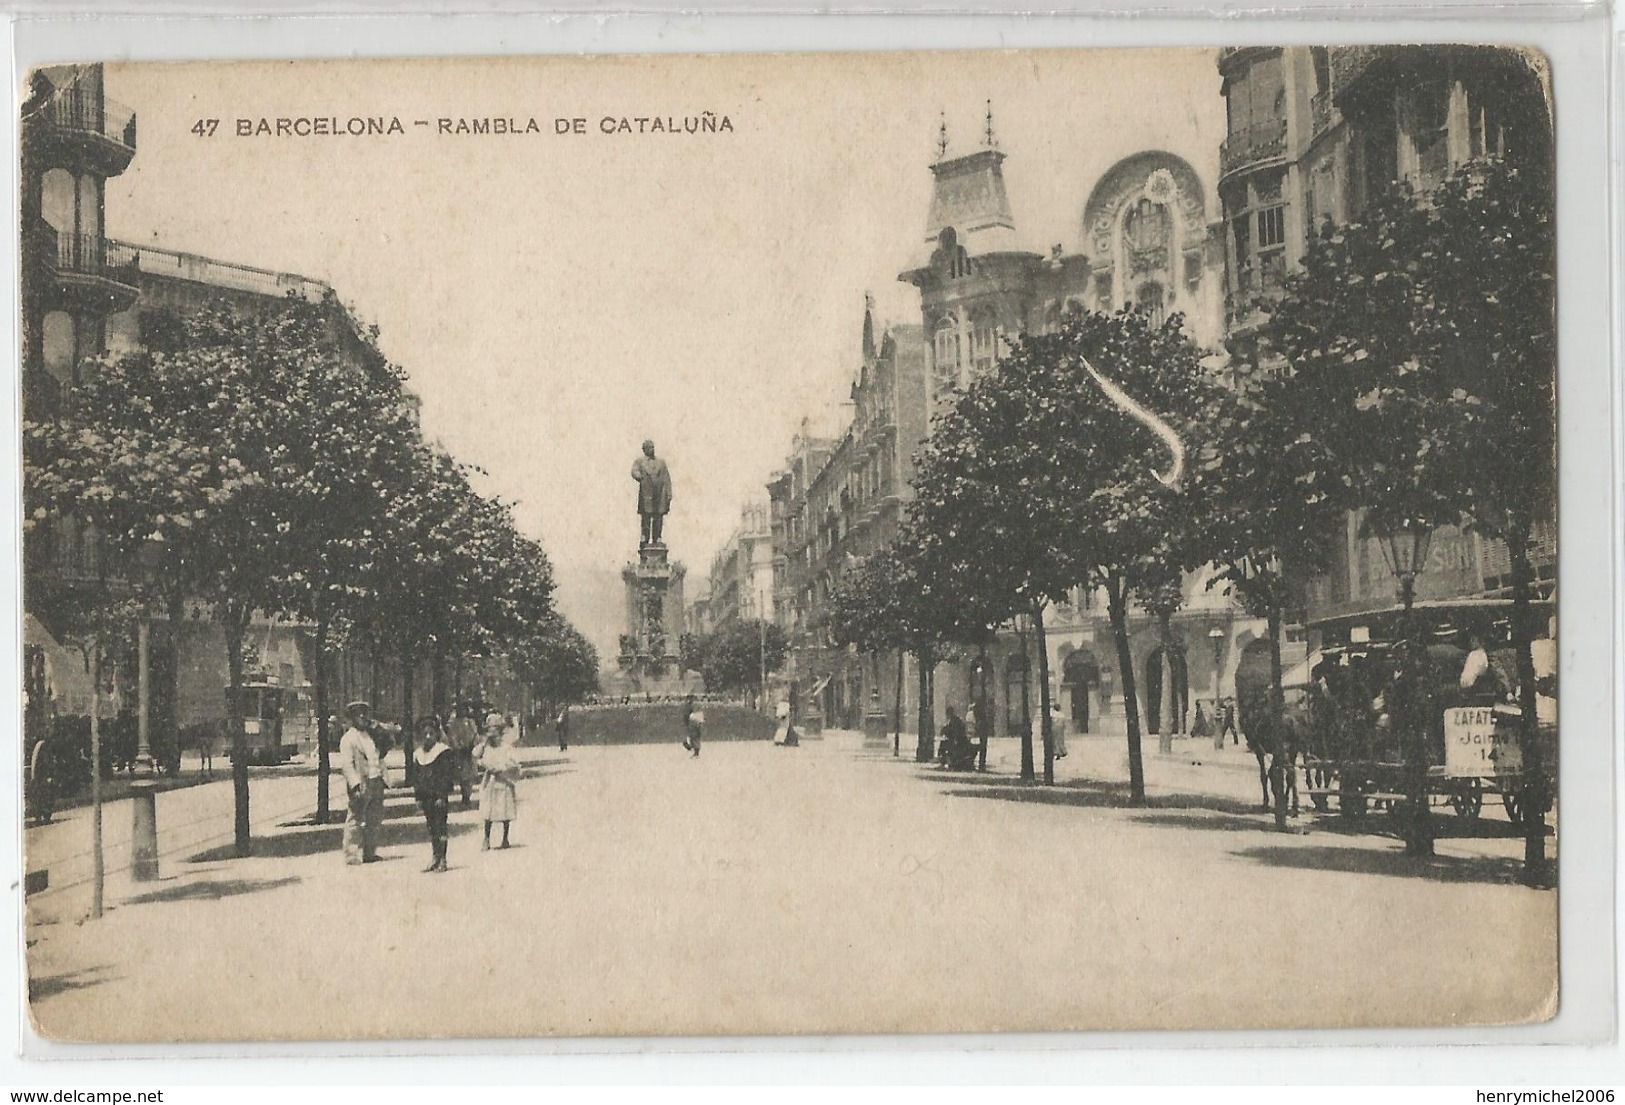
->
<box><xmin>631</xmin><ymin>439</ymin><xmax>672</xmax><ymax>547</ymax></box>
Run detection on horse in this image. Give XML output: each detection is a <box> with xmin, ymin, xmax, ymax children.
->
<box><xmin>1235</xmin><ymin>680</ymin><xmax>1311</xmax><ymax>817</ymax></box>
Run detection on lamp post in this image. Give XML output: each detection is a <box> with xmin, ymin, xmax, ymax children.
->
<box><xmin>1377</xmin><ymin>518</ymin><xmax>1434</xmax><ymax>858</ymax></box>
<box><xmin>128</xmin><ymin>540</ymin><xmax>165</xmax><ymax>882</ymax></box>
<box><xmin>1208</xmin><ymin>625</ymin><xmax>1226</xmax><ymax>752</ymax></box>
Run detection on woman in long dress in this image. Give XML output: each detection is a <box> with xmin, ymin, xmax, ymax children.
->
<box><xmin>475</xmin><ymin>713</ymin><xmax>519</xmax><ymax>850</ymax></box>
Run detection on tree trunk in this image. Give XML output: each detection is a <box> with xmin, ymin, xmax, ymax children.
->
<box><xmin>1033</xmin><ymin>599</ymin><xmax>1054</xmax><ymax>785</ymax></box>
<box><xmin>402</xmin><ymin>644</ymin><xmax>416</xmax><ymax>787</ymax></box>
<box><xmin>225</xmin><ymin>605</ymin><xmax>252</xmax><ymax>857</ymax></box>
<box><xmin>1157</xmin><ymin>612</ymin><xmax>1175</xmax><ymax>755</ymax></box>
<box><xmin>1267</xmin><ymin>605</ymin><xmax>1289</xmax><ymax>831</ymax></box>
<box><xmin>89</xmin><ymin>639</ymin><xmax>104</xmax><ymax>919</ymax></box>
<box><xmin>1508</xmin><ymin>533</ymin><xmax>1550</xmax><ymax>885</ymax></box>
<box><xmin>893</xmin><ymin>648</ymin><xmax>904</xmax><ymax>758</ymax></box>
<box><xmin>975</xmin><ymin>641</ymin><xmax>990</xmax><ymax>772</ymax></box>
<box><xmin>1107</xmin><ymin>576</ymin><xmax>1146</xmax><ymax>806</ymax></box>
<box><xmin>431</xmin><ymin>643</ymin><xmax>448</xmax><ymax>719</ymax></box>
<box><xmin>313</xmin><ymin>616</ymin><xmax>332</xmax><ymax>824</ymax></box>
<box><xmin>915</xmin><ymin>649</ymin><xmax>934</xmax><ymax>763</ymax></box>
<box><xmin>164</xmin><ymin>594</ymin><xmax>184</xmax><ymax>771</ymax></box>
<box><xmin>1018</xmin><ymin>623</ymin><xmax>1034</xmax><ymax>782</ymax></box>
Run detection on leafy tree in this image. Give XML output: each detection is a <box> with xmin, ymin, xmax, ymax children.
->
<box><xmin>1194</xmin><ymin>359</ymin><xmax>1344</xmax><ymax>828</ymax></box>
<box><xmin>700</xmin><ymin>619</ymin><xmax>786</xmax><ymax>697</ymax></box>
<box><xmin>909</xmin><ymin>363</ymin><xmax>1074</xmax><ymax>779</ymax></box>
<box><xmin>1265</xmin><ymin>158</ymin><xmax>1555</xmax><ymax>874</ymax></box>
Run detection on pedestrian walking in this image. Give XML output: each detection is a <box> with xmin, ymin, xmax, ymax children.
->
<box><xmin>476</xmin><ymin>712</ymin><xmax>519</xmax><ymax>850</ymax></box>
<box><xmin>413</xmin><ymin>717</ymin><xmax>454</xmax><ymax>873</ymax></box>
<box><xmin>682</xmin><ymin>694</ymin><xmax>703</xmax><ymax>757</ymax></box>
<box><xmin>1221</xmin><ymin>697</ymin><xmax>1240</xmax><ymax>747</ymax></box>
<box><xmin>447</xmin><ymin>704</ymin><xmax>479</xmax><ymax>808</ymax></box>
<box><xmin>1049</xmin><ymin>698</ymin><xmax>1069</xmax><ymax>759</ymax></box>
<box><xmin>339</xmin><ymin>701</ymin><xmax>385</xmax><ymax>865</ymax></box>
<box><xmin>555</xmin><ymin>704</ymin><xmax>570</xmax><ymax>751</ymax></box>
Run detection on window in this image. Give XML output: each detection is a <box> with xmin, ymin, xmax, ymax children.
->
<box><xmin>969</xmin><ymin>316</ymin><xmax>997</xmax><ymax>376</ymax></box>
<box><xmin>43</xmin><ymin>311</ymin><xmax>75</xmax><ymax>386</ymax></box>
<box><xmin>1229</xmin><ymin>172</ymin><xmax>1287</xmax><ymax>299</ymax></box>
<box><xmin>1310</xmin><ymin>47</ymin><xmax>1330</xmax><ymax>95</ymax></box>
<box><xmin>1406</xmin><ymin>81</ymin><xmax>1451</xmax><ymax>188</ymax></box>
<box><xmin>1136</xmin><ymin>282</ymin><xmax>1166</xmax><ymax>328</ymax></box>
<box><xmin>932</xmin><ymin>315</ymin><xmax>961</xmax><ymax>396</ymax></box>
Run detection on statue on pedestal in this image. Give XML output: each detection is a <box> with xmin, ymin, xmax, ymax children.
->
<box><xmin>631</xmin><ymin>439</ymin><xmax>672</xmax><ymax>547</ymax></box>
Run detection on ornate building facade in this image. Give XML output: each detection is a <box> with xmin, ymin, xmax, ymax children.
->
<box><xmin>892</xmin><ymin>120</ymin><xmax>1252</xmax><ymax>741</ymax></box>
<box><xmin>1217</xmin><ymin>45</ymin><xmax>1557</xmax><ymax>658</ymax></box>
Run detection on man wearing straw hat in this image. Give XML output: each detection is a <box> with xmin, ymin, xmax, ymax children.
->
<box><xmin>339</xmin><ymin>700</ymin><xmax>385</xmax><ymax>865</ymax></box>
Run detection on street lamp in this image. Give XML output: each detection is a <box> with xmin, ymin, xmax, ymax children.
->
<box><xmin>1208</xmin><ymin>625</ymin><xmax>1226</xmax><ymax>752</ymax></box>
<box><xmin>1375</xmin><ymin>517</ymin><xmax>1434</xmax><ymax>857</ymax></box>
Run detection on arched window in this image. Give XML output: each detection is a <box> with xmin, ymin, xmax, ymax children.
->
<box><xmin>76</xmin><ymin>174</ymin><xmax>100</xmax><ymax>241</ymax></box>
<box><xmin>41</xmin><ymin>168</ymin><xmax>74</xmax><ymax>236</ymax></box>
<box><xmin>932</xmin><ymin>314</ymin><xmax>961</xmax><ymax>395</ymax></box>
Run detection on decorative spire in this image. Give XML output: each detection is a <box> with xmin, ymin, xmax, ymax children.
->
<box><xmin>936</xmin><ymin>111</ymin><xmax>949</xmax><ymax>160</ymax></box>
<box><xmin>984</xmin><ymin>99</ymin><xmax>997</xmax><ymax>150</ymax></box>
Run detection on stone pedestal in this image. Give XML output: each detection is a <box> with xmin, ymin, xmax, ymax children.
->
<box><xmin>618</xmin><ymin>543</ymin><xmax>686</xmax><ymax>691</ymax></box>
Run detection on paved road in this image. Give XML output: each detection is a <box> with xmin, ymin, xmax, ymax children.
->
<box><xmin>25</xmin><ymin>730</ymin><xmax>1555</xmax><ymax>1041</ymax></box>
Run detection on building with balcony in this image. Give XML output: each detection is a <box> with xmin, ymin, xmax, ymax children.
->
<box><xmin>773</xmin><ymin>301</ymin><xmax>929</xmax><ymax>730</ymax></box>
<box><xmin>1216</xmin><ymin>45</ymin><xmax>1556</xmax><ymax>655</ymax></box>
<box><xmin>886</xmin><ymin>113</ymin><xmax>1255</xmax><ymax>742</ymax></box>
<box><xmin>21</xmin><ymin>65</ymin><xmax>139</xmax><ymax>424</ymax></box>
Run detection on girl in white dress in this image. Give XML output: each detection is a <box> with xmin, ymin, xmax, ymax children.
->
<box><xmin>475</xmin><ymin>713</ymin><xmax>519</xmax><ymax>850</ymax></box>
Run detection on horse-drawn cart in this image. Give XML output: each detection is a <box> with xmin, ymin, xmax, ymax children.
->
<box><xmin>1301</xmin><ymin>701</ymin><xmax>1556</xmax><ymax>831</ymax></box>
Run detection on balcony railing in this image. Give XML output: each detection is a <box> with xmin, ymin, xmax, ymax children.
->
<box><xmin>43</xmin><ymin>89</ymin><xmax>137</xmax><ymax>153</ymax></box>
<box><xmin>107</xmin><ymin>241</ymin><xmax>331</xmax><ymax>302</ymax></box>
<box><xmin>1219</xmin><ymin>119</ymin><xmax>1288</xmax><ymax>177</ymax></box>
<box><xmin>46</xmin><ymin>230</ymin><xmax>139</xmax><ymax>287</ymax></box>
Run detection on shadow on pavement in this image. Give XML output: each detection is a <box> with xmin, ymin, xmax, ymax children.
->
<box><xmin>1234</xmin><ymin>843</ymin><xmax>1529</xmax><ymax>885</ymax></box>
<box><xmin>186</xmin><ymin>819</ymin><xmax>477</xmax><ymax>863</ymax></box>
<box><xmin>125</xmin><ymin>875</ymin><xmax>302</xmax><ymax>905</ymax></box>
<box><xmin>28</xmin><ymin>964</ymin><xmax>120</xmax><ymax>1002</ymax></box>
<box><xmin>935</xmin><ymin>772</ymin><xmax>1264</xmax><ymax>818</ymax></box>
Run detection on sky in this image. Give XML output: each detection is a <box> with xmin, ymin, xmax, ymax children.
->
<box><xmin>102</xmin><ymin>50</ymin><xmax>1224</xmax><ymax>644</ymax></box>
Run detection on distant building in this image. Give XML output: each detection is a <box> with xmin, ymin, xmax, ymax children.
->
<box><xmin>1217</xmin><ymin>45</ymin><xmax>1556</xmax><ymax>655</ymax></box>
<box><xmin>774</xmin><ymin>299</ymin><xmax>928</xmax><ymax>731</ymax></box>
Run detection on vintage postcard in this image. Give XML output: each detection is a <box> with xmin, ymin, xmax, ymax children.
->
<box><xmin>20</xmin><ymin>47</ymin><xmax>1558</xmax><ymax>1041</ymax></box>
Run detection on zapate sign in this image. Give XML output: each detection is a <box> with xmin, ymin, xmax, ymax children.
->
<box><xmin>1443</xmin><ymin>706</ymin><xmax>1523</xmax><ymax>778</ymax></box>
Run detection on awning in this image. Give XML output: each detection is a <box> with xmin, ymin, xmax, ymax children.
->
<box><xmin>1281</xmin><ymin>648</ymin><xmax>1323</xmax><ymax>690</ymax></box>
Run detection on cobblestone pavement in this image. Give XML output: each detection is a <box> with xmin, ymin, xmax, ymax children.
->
<box><xmin>25</xmin><ymin>728</ymin><xmax>1555</xmax><ymax>1042</ymax></box>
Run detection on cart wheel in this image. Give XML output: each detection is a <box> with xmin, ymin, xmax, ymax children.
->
<box><xmin>1503</xmin><ymin>790</ymin><xmax>1525</xmax><ymax>827</ymax></box>
<box><xmin>1450</xmin><ymin>780</ymin><xmax>1483</xmax><ymax>822</ymax></box>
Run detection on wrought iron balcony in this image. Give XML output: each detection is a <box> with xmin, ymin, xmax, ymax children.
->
<box><xmin>38</xmin><ymin>89</ymin><xmax>137</xmax><ymax>174</ymax></box>
<box><xmin>37</xmin><ymin>228</ymin><xmax>139</xmax><ymax>310</ymax></box>
<box><xmin>1219</xmin><ymin>119</ymin><xmax>1288</xmax><ymax>179</ymax></box>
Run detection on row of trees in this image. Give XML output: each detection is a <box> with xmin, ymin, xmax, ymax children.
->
<box><xmin>828</xmin><ymin>160</ymin><xmax>1553</xmax><ymax>881</ymax></box>
<box><xmin>25</xmin><ymin>293</ymin><xmax>599</xmax><ymax>853</ymax></box>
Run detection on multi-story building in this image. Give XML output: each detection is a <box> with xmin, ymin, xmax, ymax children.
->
<box><xmin>884</xmin><ymin>116</ymin><xmax>1254</xmax><ymax>740</ymax></box>
<box><xmin>697</xmin><ymin>500</ymin><xmax>775</xmax><ymax>631</ymax></box>
<box><xmin>20</xmin><ymin>69</ymin><xmax>396</xmax><ymax>755</ymax></box>
<box><xmin>776</xmin><ymin>301</ymin><xmax>929</xmax><ymax>731</ymax></box>
<box><xmin>1216</xmin><ymin>45</ymin><xmax>1556</xmax><ymax>656</ymax></box>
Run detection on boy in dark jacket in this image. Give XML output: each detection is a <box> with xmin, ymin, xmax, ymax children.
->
<box><xmin>413</xmin><ymin>718</ymin><xmax>456</xmax><ymax>872</ymax></box>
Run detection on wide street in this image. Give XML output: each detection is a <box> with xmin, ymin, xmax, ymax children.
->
<box><xmin>25</xmin><ymin>729</ymin><xmax>1555</xmax><ymax>1041</ymax></box>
